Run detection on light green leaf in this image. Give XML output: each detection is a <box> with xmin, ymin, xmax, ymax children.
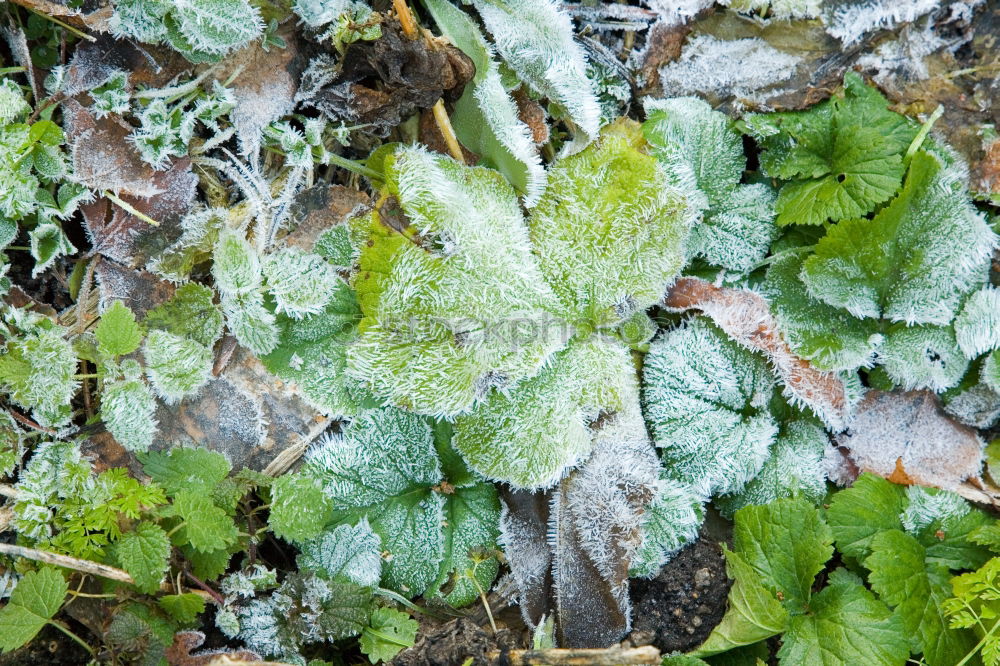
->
<box><xmin>28</xmin><ymin>223</ymin><xmax>76</xmax><ymax>278</ymax></box>
<box><xmin>0</xmin><ymin>324</ymin><xmax>78</xmax><ymax>428</ymax></box>
<box><xmin>262</xmin><ymin>248</ymin><xmax>343</xmax><ymax>319</ymax></box>
<box><xmin>629</xmin><ymin>478</ymin><xmax>704</xmax><ymax>578</ymax></box>
<box><xmin>138</xmin><ymin>446</ymin><xmax>231</xmax><ymax>496</ymax></box>
<box><xmin>143</xmin><ymin>329</ymin><xmax>213</xmax><ymax>403</ymax></box>
<box><xmin>954</xmin><ymin>286</ymin><xmax>1000</xmax><ymax>359</ymax></box>
<box><xmin>864</xmin><ymin>529</ymin><xmax>976</xmax><ymax>666</ymax></box>
<box><xmin>985</xmin><ymin>351</ymin><xmax>1000</xmax><ymax>394</ymax></box>
<box><xmin>113</xmin><ymin>521</ymin><xmax>171</xmax><ymax>594</ymax></box>
<box><xmin>359</xmin><ymin>607</ymin><xmax>418</xmax><ymax>664</ymax></box>
<box><xmin>95</xmin><ymin>301</ymin><xmax>143</xmax><ymax>356</ymax></box>
<box><xmin>826</xmin><ymin>473</ymin><xmax>906</xmax><ymax>560</ymax></box>
<box><xmin>691</xmin><ymin>549</ymin><xmax>788</xmax><ymax>657</ymax></box>
<box><xmin>880</xmin><ymin>325</ymin><xmax>968</xmax><ymax>393</ymax></box>
<box><xmin>171</xmin><ymin>0</ymin><xmax>263</xmax><ymax>56</ymax></box>
<box><xmin>158</xmin><ymin>593</ymin><xmax>206</xmax><ymax>624</ymax></box>
<box><xmin>0</xmin><ymin>568</ymin><xmax>67</xmax><ymax>652</ymax></box>
<box><xmin>169</xmin><ymin>489</ymin><xmax>239</xmax><ymax>552</ymax></box>
<box><xmin>144</xmin><ymin>282</ymin><xmax>224</xmax><ymax>348</ymax></box>
<box><xmin>428</xmin><ymin>482</ymin><xmax>501</xmax><ymax>607</ymax></box>
<box><xmin>776</xmin><ymin>569</ymin><xmax>908</xmax><ymax>666</ymax></box>
<box><xmin>732</xmin><ymin>498</ymin><xmax>833</xmax><ymax>613</ymax></box>
<box><xmin>269</xmin><ymin>473</ymin><xmax>333</xmax><ymax>543</ymax></box>
<box><xmin>298</xmin><ymin>520</ymin><xmax>383</xmax><ymax>587</ymax></box>
<box><xmin>801</xmin><ymin>150</ymin><xmax>997</xmax><ymax>325</ymax></box>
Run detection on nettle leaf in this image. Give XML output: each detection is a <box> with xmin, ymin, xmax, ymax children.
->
<box><xmin>762</xmin><ymin>252</ymin><xmax>882</xmax><ymax>371</ymax></box>
<box><xmin>143</xmin><ymin>329</ymin><xmax>213</xmax><ymax>403</ymax></box>
<box><xmin>222</xmin><ymin>291</ymin><xmax>280</xmax><ymax>356</ymax></box>
<box><xmin>101</xmin><ymin>378</ymin><xmax>158</xmax><ymax>452</ymax></box>
<box><xmin>732</xmin><ymin>498</ymin><xmax>833</xmax><ymax>613</ymax></box>
<box><xmin>91</xmin><ymin>70</ymin><xmax>131</xmax><ymax>119</ymax></box>
<box><xmin>643</xmin><ymin>97</ymin><xmax>777</xmax><ymax>273</ymax></box>
<box><xmin>113</xmin><ymin>521</ymin><xmax>171</xmax><ymax>594</ymax></box>
<box><xmin>777</xmin><ymin>568</ymin><xmax>908</xmax><ymax>666</ymax></box>
<box><xmin>348</xmin><ymin>146</ymin><xmax>563</xmax><ymax>417</ymax></box>
<box><xmin>95</xmin><ymin>301</ymin><xmax>144</xmax><ymax>357</ymax></box>
<box><xmin>0</xmin><ymin>79</ymin><xmax>30</xmax><ymax>123</ymax></box>
<box><xmin>298</xmin><ymin>520</ymin><xmax>383</xmax><ymax>588</ymax></box>
<box><xmin>0</xmin><ymin>568</ymin><xmax>67</xmax><ymax>652</ymax></box>
<box><xmin>144</xmin><ymin>282</ymin><xmax>224</xmax><ymax>348</ymax></box>
<box><xmin>715</xmin><ymin>420</ymin><xmax>828</xmax><ymax>518</ymax></box>
<box><xmin>359</xmin><ymin>607</ymin><xmax>418</xmax><ymax>664</ymax></box>
<box><xmin>168</xmin><ymin>489</ymin><xmax>239</xmax><ymax>552</ymax></box>
<box><xmin>303</xmin><ymin>408</ymin><xmax>500</xmax><ymax>602</ymax></box>
<box><xmin>691</xmin><ymin>548</ymin><xmax>788</xmax><ymax>657</ymax></box>
<box><xmin>262</xmin><ymin>248</ymin><xmax>342</xmax><ymax>320</ymax></box>
<box><xmin>453</xmin><ymin>335</ymin><xmax>635</xmax><ymax>489</ymax></box>
<box><xmin>746</xmin><ymin>72</ymin><xmax>917</xmax><ymax>226</ymax></box>
<box><xmin>629</xmin><ymin>477</ymin><xmax>704</xmax><ymax>578</ymax></box>
<box><xmin>269</xmin><ymin>473</ymin><xmax>333</xmax><ymax>543</ymax></box>
<box><xmin>422</xmin><ymin>0</ymin><xmax>546</xmax><ymax>204</ymax></box>
<box><xmin>879</xmin><ymin>324</ymin><xmax>968</xmax><ymax>393</ymax></box>
<box><xmin>28</xmin><ymin>223</ymin><xmax>76</xmax><ymax>278</ymax></box>
<box><xmin>110</xmin><ymin>0</ymin><xmax>171</xmax><ymax>43</ymax></box>
<box><xmin>159</xmin><ymin>593</ymin><xmax>206</xmax><ymax>624</ymax></box>
<box><xmin>954</xmin><ymin>286</ymin><xmax>1000</xmax><ymax>359</ymax></box>
<box><xmin>214</xmin><ymin>227</ymin><xmax>262</xmax><ymax>297</ymax></box>
<box><xmin>802</xmin><ymin>150</ymin><xmax>998</xmax><ymax>325</ymax></box>
<box><xmin>0</xmin><ymin>324</ymin><xmax>78</xmax><ymax>428</ymax></box>
<box><xmin>864</xmin><ymin>529</ymin><xmax>977</xmax><ymax>666</ymax></box>
<box><xmin>826</xmin><ymin>473</ymin><xmax>906</xmax><ymax>560</ymax></box>
<box><xmin>139</xmin><ymin>446</ymin><xmax>231</xmax><ymax>496</ymax></box>
<box><xmin>985</xmin><ymin>350</ymin><xmax>1000</xmax><ymax>394</ymax></box>
<box><xmin>469</xmin><ymin>0</ymin><xmax>600</xmax><ymax>143</ymax></box>
<box><xmin>528</xmin><ymin>120</ymin><xmax>690</xmax><ymax>327</ymax></box>
<box><xmin>643</xmin><ymin>317</ymin><xmax>776</xmax><ymax>497</ymax></box>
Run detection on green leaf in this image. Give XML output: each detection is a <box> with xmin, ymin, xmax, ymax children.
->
<box><xmin>0</xmin><ymin>324</ymin><xmax>78</xmax><ymax>428</ymax></box>
<box><xmin>864</xmin><ymin>529</ymin><xmax>976</xmax><ymax>666</ymax></box>
<box><xmin>113</xmin><ymin>521</ymin><xmax>171</xmax><ymax>594</ymax></box>
<box><xmin>359</xmin><ymin>607</ymin><xmax>419</xmax><ymax>664</ymax></box>
<box><xmin>428</xmin><ymin>482</ymin><xmax>501</xmax><ymax>607</ymax></box>
<box><xmin>691</xmin><ymin>548</ymin><xmax>788</xmax><ymax>657</ymax></box>
<box><xmin>158</xmin><ymin>593</ymin><xmax>206</xmax><ymax>624</ymax></box>
<box><xmin>732</xmin><ymin>498</ymin><xmax>833</xmax><ymax>613</ymax></box>
<box><xmin>142</xmin><ymin>329</ymin><xmax>213</xmax><ymax>403</ymax></box>
<box><xmin>0</xmin><ymin>568</ymin><xmax>67</xmax><ymax>652</ymax></box>
<box><xmin>880</xmin><ymin>324</ymin><xmax>968</xmax><ymax>393</ymax></box>
<box><xmin>801</xmin><ymin>150</ymin><xmax>997</xmax><ymax>326</ymax></box>
<box><xmin>746</xmin><ymin>72</ymin><xmax>916</xmax><ymax>226</ymax></box>
<box><xmin>170</xmin><ymin>0</ymin><xmax>263</xmax><ymax>56</ymax></box>
<box><xmin>144</xmin><ymin>282</ymin><xmax>224</xmax><ymax>348</ymax></box>
<box><xmin>298</xmin><ymin>520</ymin><xmax>383</xmax><ymax>587</ymax></box>
<box><xmin>269</xmin><ymin>473</ymin><xmax>333</xmax><ymax>543</ymax></box>
<box><xmin>168</xmin><ymin>490</ymin><xmax>239</xmax><ymax>553</ymax></box>
<box><xmin>762</xmin><ymin>252</ymin><xmax>881</xmax><ymax>371</ymax></box>
<box><xmin>95</xmin><ymin>301</ymin><xmax>143</xmax><ymax>356</ymax></box>
<box><xmin>101</xmin><ymin>378</ymin><xmax>157</xmax><ymax>452</ymax></box>
<box><xmin>138</xmin><ymin>447</ymin><xmax>231</xmax><ymax>496</ymax></box>
<box><xmin>923</xmin><ymin>509</ymin><xmax>994</xmax><ymax>571</ymax></box>
<box><xmin>777</xmin><ymin>569</ymin><xmax>908</xmax><ymax>666</ymax></box>
<box><xmin>28</xmin><ymin>223</ymin><xmax>75</xmax><ymax>278</ymax></box>
<box><xmin>826</xmin><ymin>473</ymin><xmax>906</xmax><ymax>560</ymax></box>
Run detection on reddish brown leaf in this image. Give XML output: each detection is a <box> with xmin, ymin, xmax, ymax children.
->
<box><xmin>166</xmin><ymin>631</ymin><xmax>260</xmax><ymax>666</ymax></box>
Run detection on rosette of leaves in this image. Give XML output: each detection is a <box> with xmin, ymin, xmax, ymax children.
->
<box><xmin>109</xmin><ymin>0</ymin><xmax>265</xmax><ymax>62</ymax></box>
<box><xmin>0</xmin><ymin>78</ymin><xmax>89</xmax><ymax>276</ymax></box>
<box><xmin>349</xmin><ymin>120</ymin><xmax>692</xmax><ymax>488</ymax></box>
<box><xmin>643</xmin><ymin>316</ymin><xmax>828</xmax><ymax>511</ymax></box>
<box><xmin>642</xmin><ymin>96</ymin><xmax>778</xmax><ymax>273</ymax></box>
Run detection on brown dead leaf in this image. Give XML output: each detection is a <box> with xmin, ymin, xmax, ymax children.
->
<box><xmin>64</xmin><ymin>36</ymin><xmax>191</xmax><ymax>97</ymax></box>
<box><xmin>512</xmin><ymin>88</ymin><xmax>549</xmax><ymax>145</ymax></box>
<box><xmin>95</xmin><ymin>260</ymin><xmax>176</xmax><ymax>318</ymax></box>
<box><xmin>664</xmin><ymin>277</ymin><xmax>849</xmax><ymax>430</ymax></box>
<box><xmin>418</xmin><ymin>107</ymin><xmax>478</xmax><ymax>162</ymax></box>
<box><xmin>282</xmin><ymin>184</ymin><xmax>371</xmax><ymax>251</ymax></box>
<box><xmin>166</xmin><ymin>631</ymin><xmax>260</xmax><ymax>666</ymax></box>
<box><xmin>306</xmin><ymin>20</ymin><xmax>475</xmax><ymax>134</ymax></box>
<box><xmin>639</xmin><ymin>19</ymin><xmax>696</xmax><ymax>97</ymax></box>
<box><xmin>833</xmin><ymin>390</ymin><xmax>984</xmax><ymax>492</ymax></box>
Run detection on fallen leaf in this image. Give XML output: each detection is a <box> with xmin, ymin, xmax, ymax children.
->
<box><xmin>165</xmin><ymin>631</ymin><xmax>260</xmax><ymax>666</ymax></box>
<box><xmin>95</xmin><ymin>260</ymin><xmax>176</xmax><ymax>318</ymax></box>
<box><xmin>664</xmin><ymin>276</ymin><xmax>850</xmax><ymax>430</ymax></box>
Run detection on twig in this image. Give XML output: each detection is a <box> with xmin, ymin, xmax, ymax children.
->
<box><xmin>184</xmin><ymin>569</ymin><xmax>226</xmax><ymax>605</ymax></box>
<box><xmin>16</xmin><ymin>3</ymin><xmax>97</xmax><ymax>42</ymax></box>
<box><xmin>432</xmin><ymin>98</ymin><xmax>466</xmax><ymax>164</ymax></box>
<box><xmin>0</xmin><ymin>483</ymin><xmax>19</xmax><ymax>498</ymax></box>
<box><xmin>103</xmin><ymin>191</ymin><xmax>160</xmax><ymax>226</ymax></box>
<box><xmin>393</xmin><ymin>0</ymin><xmax>419</xmax><ymax>38</ymax></box>
<box><xmin>8</xmin><ymin>408</ymin><xmax>56</xmax><ymax>434</ymax></box>
<box><xmin>0</xmin><ymin>543</ymin><xmax>135</xmax><ymax>584</ymax></box>
<box><xmin>486</xmin><ymin>646</ymin><xmax>660</xmax><ymax>665</ymax></box>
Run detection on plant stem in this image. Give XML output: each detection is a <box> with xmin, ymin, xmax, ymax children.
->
<box><xmin>22</xmin><ymin>6</ymin><xmax>95</xmax><ymax>42</ymax></box>
<box><xmin>103</xmin><ymin>191</ymin><xmax>160</xmax><ymax>227</ymax></box>
<box><xmin>904</xmin><ymin>104</ymin><xmax>944</xmax><ymax>164</ymax></box>
<box><xmin>375</xmin><ymin>587</ymin><xmax>446</xmax><ymax>618</ymax></box>
<box><xmin>393</xmin><ymin>0</ymin><xmax>419</xmax><ymax>38</ymax></box>
<box><xmin>48</xmin><ymin>620</ymin><xmax>96</xmax><ymax>657</ymax></box>
<box><xmin>0</xmin><ymin>67</ymin><xmax>27</xmax><ymax>76</ymax></box>
<box><xmin>955</xmin><ymin>618</ymin><xmax>1000</xmax><ymax>666</ymax></box>
<box><xmin>326</xmin><ymin>152</ymin><xmax>382</xmax><ymax>181</ymax></box>
<box><xmin>432</xmin><ymin>98</ymin><xmax>465</xmax><ymax>164</ymax></box>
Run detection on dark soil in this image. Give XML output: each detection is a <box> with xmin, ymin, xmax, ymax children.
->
<box><xmin>629</xmin><ymin>536</ymin><xmax>731</xmax><ymax>654</ymax></box>
<box><xmin>0</xmin><ymin>621</ymin><xmax>92</xmax><ymax>665</ymax></box>
<box><xmin>391</xmin><ymin>617</ymin><xmax>520</xmax><ymax>666</ymax></box>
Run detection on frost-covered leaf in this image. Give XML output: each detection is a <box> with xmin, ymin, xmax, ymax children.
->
<box><xmin>298</xmin><ymin>520</ymin><xmax>382</xmax><ymax>588</ymax></box>
<box><xmin>722</xmin><ymin>0</ymin><xmax>821</xmax><ymax>18</ymax></box>
<box><xmin>469</xmin><ymin>0</ymin><xmax>600</xmax><ymax>144</ymax></box>
<box><xmin>690</xmin><ymin>549</ymin><xmax>788</xmax><ymax>657</ymax></box>
<box><xmin>263</xmin><ymin>248</ymin><xmax>342</xmax><ymax>320</ymax></box>
<box><xmin>359</xmin><ymin>607</ymin><xmax>418</xmax><ymax>664</ymax></box>
<box><xmin>143</xmin><ymin>329</ymin><xmax>213</xmax><ymax>403</ymax></box>
<box><xmin>429</xmin><ymin>482</ymin><xmax>501</xmax><ymax>607</ymax></box>
<box><xmin>423</xmin><ymin>0</ymin><xmax>546</xmax><ymax>204</ymax></box>
<box><xmin>269</xmin><ymin>474</ymin><xmax>333</xmax><ymax>543</ymax></box>
<box><xmin>90</xmin><ymin>70</ymin><xmax>131</xmax><ymax>119</ymax></box>
<box><xmin>801</xmin><ymin>150</ymin><xmax>997</xmax><ymax>325</ymax></box>
<box><xmin>102</xmin><ymin>378</ymin><xmax>158</xmax><ymax>452</ymax></box>
<box><xmin>95</xmin><ymin>301</ymin><xmax>144</xmax><ymax>357</ymax></box>
<box><xmin>954</xmin><ymin>287</ymin><xmax>1000</xmax><ymax>359</ymax></box>
<box><xmin>144</xmin><ymin>282</ymin><xmax>224</xmax><ymax>348</ymax></box>
<box><xmin>0</xmin><ymin>79</ymin><xmax>30</xmax><ymax>123</ymax></box>
<box><xmin>348</xmin><ymin>146</ymin><xmax>562</xmax><ymax>417</ymax></box>
<box><xmin>138</xmin><ymin>446</ymin><xmax>231</xmax><ymax>496</ymax></box>
<box><xmin>879</xmin><ymin>324</ymin><xmax>968</xmax><ymax>393</ymax></box>
<box><xmin>643</xmin><ymin>317</ymin><xmax>776</xmax><ymax>497</ymax></box>
<box><xmin>0</xmin><ymin>568</ymin><xmax>67</xmax><ymax>652</ymax></box>
<box><xmin>222</xmin><ymin>291</ymin><xmax>280</xmax><ymax>356</ymax></box>
<box><xmin>110</xmin><ymin>0</ymin><xmax>171</xmax><ymax>44</ymax></box>
<box><xmin>664</xmin><ymin>277</ymin><xmax>853</xmax><ymax>429</ymax></box>
<box><xmin>171</xmin><ymin>0</ymin><xmax>264</xmax><ymax>57</ymax></box>
<box><xmin>864</xmin><ymin>529</ymin><xmax>977</xmax><ymax>666</ymax></box>
<box><xmin>691</xmin><ymin>184</ymin><xmax>778</xmax><ymax>274</ymax></box>
<box><xmin>776</xmin><ymin>569</ymin><xmax>908</xmax><ymax>666</ymax></box>
<box><xmin>715</xmin><ymin>420</ymin><xmax>828</xmax><ymax>518</ymax></box>
<box><xmin>528</xmin><ymin>120</ymin><xmax>691</xmax><ymax>327</ymax></box>
<box><xmin>0</xmin><ymin>323</ymin><xmax>78</xmax><ymax>428</ymax></box>
<box><xmin>985</xmin><ymin>351</ymin><xmax>1000</xmax><ymax>394</ymax></box>
<box><xmin>825</xmin><ymin>0</ymin><xmax>941</xmax><ymax>46</ymax></box>
<box><xmin>834</xmin><ymin>390</ymin><xmax>984</xmax><ymax>491</ymax></box>
<box><xmin>746</xmin><ymin>72</ymin><xmax>917</xmax><ymax>226</ymax></box>
<box><xmin>732</xmin><ymin>498</ymin><xmax>833</xmax><ymax>612</ymax></box>
<box><xmin>213</xmin><ymin>228</ymin><xmax>262</xmax><ymax>297</ymax></box>
<box><xmin>28</xmin><ymin>223</ymin><xmax>76</xmax><ymax>278</ymax></box>
<box><xmin>762</xmin><ymin>252</ymin><xmax>882</xmax><ymax>371</ymax></box>
<box><xmin>113</xmin><ymin>521</ymin><xmax>171</xmax><ymax>594</ymax></box>
<box><xmin>453</xmin><ymin>335</ymin><xmax>635</xmax><ymax>489</ymax></box>
<box><xmin>629</xmin><ymin>478</ymin><xmax>704</xmax><ymax>578</ymax></box>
